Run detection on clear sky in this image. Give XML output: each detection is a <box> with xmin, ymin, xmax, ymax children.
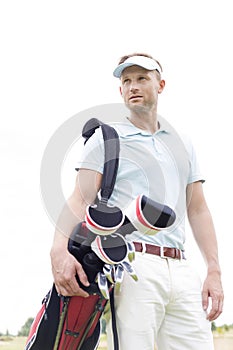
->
<box><xmin>0</xmin><ymin>0</ymin><xmax>232</xmax><ymax>335</ymax></box>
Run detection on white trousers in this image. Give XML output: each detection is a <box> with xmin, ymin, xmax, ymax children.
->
<box><xmin>106</xmin><ymin>252</ymin><xmax>214</xmax><ymax>350</ymax></box>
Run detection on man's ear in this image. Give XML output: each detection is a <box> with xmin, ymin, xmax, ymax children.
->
<box><xmin>119</xmin><ymin>86</ymin><xmax>123</xmax><ymax>96</ymax></box>
<box><xmin>158</xmin><ymin>79</ymin><xmax>165</xmax><ymax>94</ymax></box>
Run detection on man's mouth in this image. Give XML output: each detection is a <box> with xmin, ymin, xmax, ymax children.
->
<box><xmin>129</xmin><ymin>95</ymin><xmax>143</xmax><ymax>101</ymax></box>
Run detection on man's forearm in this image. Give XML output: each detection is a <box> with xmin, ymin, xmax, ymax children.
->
<box><xmin>51</xmin><ymin>195</ymin><xmax>87</xmax><ymax>254</ymax></box>
<box><xmin>188</xmin><ymin>207</ymin><xmax>221</xmax><ymax>274</ymax></box>
<box><xmin>50</xmin><ymin>188</ymin><xmax>94</xmax><ymax>296</ymax></box>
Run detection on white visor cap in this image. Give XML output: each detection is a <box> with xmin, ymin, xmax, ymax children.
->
<box><xmin>113</xmin><ymin>55</ymin><xmax>162</xmax><ymax>78</ymax></box>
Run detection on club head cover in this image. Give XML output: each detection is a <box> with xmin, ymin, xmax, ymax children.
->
<box><xmin>91</xmin><ymin>233</ymin><xmax>128</xmax><ymax>265</ymax></box>
<box><xmin>125</xmin><ymin>194</ymin><xmax>176</xmax><ymax>235</ymax></box>
<box><xmin>85</xmin><ymin>201</ymin><xmax>125</xmax><ymax>235</ymax></box>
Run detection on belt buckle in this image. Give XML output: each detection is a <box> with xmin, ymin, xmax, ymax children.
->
<box><xmin>160</xmin><ymin>246</ymin><xmax>166</xmax><ymax>259</ymax></box>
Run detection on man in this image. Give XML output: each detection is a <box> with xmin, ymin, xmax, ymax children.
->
<box><xmin>50</xmin><ymin>53</ymin><xmax>223</xmax><ymax>349</ymax></box>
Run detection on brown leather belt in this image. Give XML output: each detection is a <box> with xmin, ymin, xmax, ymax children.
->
<box><xmin>133</xmin><ymin>242</ymin><xmax>185</xmax><ymax>260</ymax></box>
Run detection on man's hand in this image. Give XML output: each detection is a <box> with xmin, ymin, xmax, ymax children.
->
<box><xmin>202</xmin><ymin>271</ymin><xmax>224</xmax><ymax>321</ymax></box>
<box><xmin>51</xmin><ymin>247</ymin><xmax>90</xmax><ymax>298</ymax></box>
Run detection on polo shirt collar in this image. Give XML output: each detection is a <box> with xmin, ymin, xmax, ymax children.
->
<box><xmin>118</xmin><ymin>116</ymin><xmax>170</xmax><ymax>137</ymax></box>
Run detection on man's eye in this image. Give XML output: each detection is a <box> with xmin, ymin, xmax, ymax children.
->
<box><xmin>123</xmin><ymin>79</ymin><xmax>129</xmax><ymax>84</ymax></box>
<box><xmin>139</xmin><ymin>76</ymin><xmax>146</xmax><ymax>81</ymax></box>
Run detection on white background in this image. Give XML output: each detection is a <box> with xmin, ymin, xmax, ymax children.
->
<box><xmin>0</xmin><ymin>0</ymin><xmax>232</xmax><ymax>335</ymax></box>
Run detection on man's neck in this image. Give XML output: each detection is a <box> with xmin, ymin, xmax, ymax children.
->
<box><xmin>128</xmin><ymin>110</ymin><xmax>159</xmax><ymax>134</ymax></box>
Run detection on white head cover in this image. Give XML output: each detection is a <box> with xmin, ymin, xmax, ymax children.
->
<box><xmin>91</xmin><ymin>234</ymin><xmax>129</xmax><ymax>264</ymax></box>
<box><xmin>113</xmin><ymin>55</ymin><xmax>162</xmax><ymax>78</ymax></box>
<box><xmin>125</xmin><ymin>194</ymin><xmax>161</xmax><ymax>235</ymax></box>
<box><xmin>85</xmin><ymin>203</ymin><xmax>125</xmax><ymax>236</ymax></box>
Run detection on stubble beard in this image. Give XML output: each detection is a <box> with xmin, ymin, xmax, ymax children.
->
<box><xmin>126</xmin><ymin>100</ymin><xmax>156</xmax><ymax>116</ymax></box>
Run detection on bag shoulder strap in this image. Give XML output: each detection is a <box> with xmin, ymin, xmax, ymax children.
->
<box><xmin>82</xmin><ymin>118</ymin><xmax>120</xmax><ymax>350</ymax></box>
<box><xmin>82</xmin><ymin>118</ymin><xmax>120</xmax><ymax>203</ymax></box>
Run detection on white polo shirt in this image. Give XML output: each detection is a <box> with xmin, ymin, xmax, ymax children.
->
<box><xmin>76</xmin><ymin>117</ymin><xmax>204</xmax><ymax>251</ymax></box>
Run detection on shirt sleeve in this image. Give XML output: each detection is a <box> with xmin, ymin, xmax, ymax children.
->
<box><xmin>186</xmin><ymin>138</ymin><xmax>205</xmax><ymax>184</ymax></box>
<box><xmin>75</xmin><ymin>127</ymin><xmax>105</xmax><ymax>174</ymax></box>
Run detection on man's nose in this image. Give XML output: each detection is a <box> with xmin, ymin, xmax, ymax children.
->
<box><xmin>130</xmin><ymin>83</ymin><xmax>139</xmax><ymax>93</ymax></box>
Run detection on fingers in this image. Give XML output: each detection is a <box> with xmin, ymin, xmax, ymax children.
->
<box><xmin>52</xmin><ymin>255</ymin><xmax>90</xmax><ymax>298</ymax></box>
<box><xmin>202</xmin><ymin>289</ymin><xmax>224</xmax><ymax>321</ymax></box>
<box><xmin>202</xmin><ymin>273</ymin><xmax>224</xmax><ymax>322</ymax></box>
<box><xmin>206</xmin><ymin>295</ymin><xmax>224</xmax><ymax>321</ymax></box>
<box><xmin>202</xmin><ymin>290</ymin><xmax>209</xmax><ymax>313</ymax></box>
<box><xmin>75</xmin><ymin>260</ymin><xmax>90</xmax><ymax>288</ymax></box>
<box><xmin>55</xmin><ymin>278</ymin><xmax>89</xmax><ymax>298</ymax></box>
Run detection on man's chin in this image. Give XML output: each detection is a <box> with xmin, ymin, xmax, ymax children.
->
<box><xmin>126</xmin><ymin>103</ymin><xmax>147</xmax><ymax>113</ymax></box>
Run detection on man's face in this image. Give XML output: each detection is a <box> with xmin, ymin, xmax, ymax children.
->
<box><xmin>119</xmin><ymin>66</ymin><xmax>164</xmax><ymax>112</ymax></box>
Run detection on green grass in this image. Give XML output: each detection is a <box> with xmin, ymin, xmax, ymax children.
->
<box><xmin>0</xmin><ymin>335</ymin><xmax>107</xmax><ymax>350</ymax></box>
<box><xmin>1</xmin><ymin>334</ymin><xmax>233</xmax><ymax>350</ymax></box>
<box><xmin>0</xmin><ymin>337</ymin><xmax>27</xmax><ymax>350</ymax></box>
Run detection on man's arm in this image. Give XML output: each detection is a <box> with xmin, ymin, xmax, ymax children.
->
<box><xmin>50</xmin><ymin>168</ymin><xmax>102</xmax><ymax>297</ymax></box>
<box><xmin>186</xmin><ymin>181</ymin><xmax>224</xmax><ymax>321</ymax></box>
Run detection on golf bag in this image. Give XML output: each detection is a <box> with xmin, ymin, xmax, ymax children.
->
<box><xmin>25</xmin><ymin>118</ymin><xmax>121</xmax><ymax>350</ymax></box>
